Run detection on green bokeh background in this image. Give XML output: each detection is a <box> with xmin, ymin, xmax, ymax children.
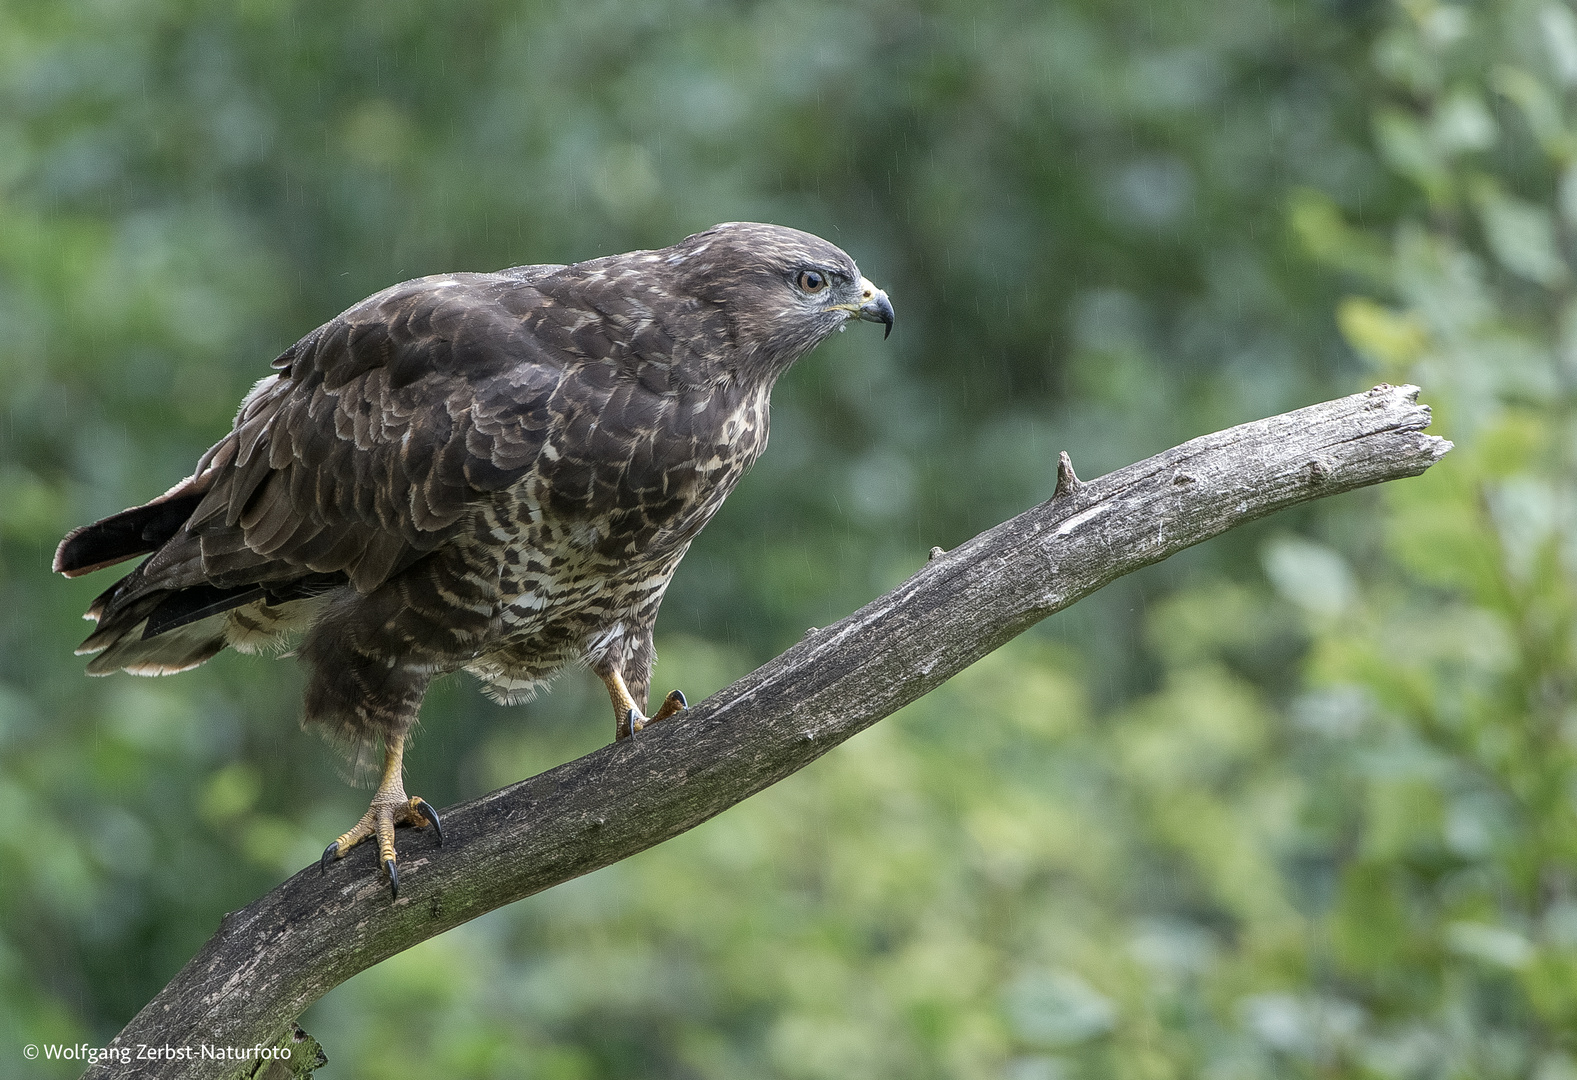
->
<box><xmin>5</xmin><ymin>0</ymin><xmax>1577</xmax><ymax>1076</ymax></box>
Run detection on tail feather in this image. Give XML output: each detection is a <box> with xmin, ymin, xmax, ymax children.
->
<box><xmin>59</xmin><ymin>472</ymin><xmax>341</xmax><ymax>678</ymax></box>
<box><xmin>84</xmin><ymin>615</ymin><xmax>228</xmax><ymax>676</ymax></box>
<box><xmin>144</xmin><ymin>583</ymin><xmax>268</xmax><ymax>638</ymax></box>
<box><xmin>76</xmin><ymin>580</ymin><xmax>335</xmax><ymax>675</ymax></box>
<box><xmin>75</xmin><ymin>592</ymin><xmax>169</xmax><ymax>655</ymax></box>
<box><xmin>54</xmin><ymin>490</ymin><xmax>204</xmax><ymax>577</ymax></box>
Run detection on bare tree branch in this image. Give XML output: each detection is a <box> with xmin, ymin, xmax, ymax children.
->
<box><xmin>87</xmin><ymin>384</ymin><xmax>1450</xmax><ymax>1079</ymax></box>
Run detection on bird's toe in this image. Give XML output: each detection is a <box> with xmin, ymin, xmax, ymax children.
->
<box><xmin>652</xmin><ymin>689</ymin><xmax>688</xmax><ymax>724</ymax></box>
<box><xmin>411</xmin><ymin>798</ymin><xmax>444</xmax><ymax>845</ymax></box>
<box><xmin>320</xmin><ymin>812</ymin><xmax>377</xmax><ymax>875</ymax></box>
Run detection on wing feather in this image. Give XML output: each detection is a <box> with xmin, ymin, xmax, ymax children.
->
<box><xmin>78</xmin><ymin>254</ymin><xmax>742</xmax><ymax>657</ymax></box>
<box><xmin>99</xmin><ymin>275</ymin><xmax>575</xmax><ymax>612</ymax></box>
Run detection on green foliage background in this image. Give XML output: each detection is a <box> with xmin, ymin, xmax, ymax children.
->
<box><xmin>3</xmin><ymin>0</ymin><xmax>1575</xmax><ymax>1075</ymax></box>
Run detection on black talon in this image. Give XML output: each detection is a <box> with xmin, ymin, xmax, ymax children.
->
<box><xmin>415</xmin><ymin>799</ymin><xmax>445</xmax><ymax>846</ymax></box>
<box><xmin>320</xmin><ymin>842</ymin><xmax>340</xmax><ymax>875</ymax></box>
<box><xmin>385</xmin><ymin>858</ymin><xmax>400</xmax><ymax>900</ymax></box>
<box><xmin>627</xmin><ymin>707</ymin><xmax>641</xmax><ymax>740</ymax></box>
<box><xmin>669</xmin><ymin>689</ymin><xmax>687</xmax><ymax>708</ymax></box>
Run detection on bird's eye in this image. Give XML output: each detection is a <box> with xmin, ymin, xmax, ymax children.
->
<box><xmin>796</xmin><ymin>269</ymin><xmax>827</xmax><ymax>293</ymax></box>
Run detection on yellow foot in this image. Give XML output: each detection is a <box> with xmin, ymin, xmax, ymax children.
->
<box><xmin>319</xmin><ymin>791</ymin><xmax>443</xmax><ymax>899</ymax></box>
<box><xmin>617</xmin><ymin>689</ymin><xmax>688</xmax><ymax>741</ymax></box>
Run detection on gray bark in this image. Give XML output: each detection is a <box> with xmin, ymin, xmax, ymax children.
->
<box><xmin>86</xmin><ymin>383</ymin><xmax>1450</xmax><ymax>1079</ymax></box>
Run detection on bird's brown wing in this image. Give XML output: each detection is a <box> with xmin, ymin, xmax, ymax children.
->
<box><xmin>90</xmin><ymin>273</ymin><xmax>585</xmax><ymax>622</ymax></box>
<box><xmin>193</xmin><ymin>274</ymin><xmax>587</xmax><ymax>594</ymax></box>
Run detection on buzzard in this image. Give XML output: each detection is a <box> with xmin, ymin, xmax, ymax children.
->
<box><xmin>55</xmin><ymin>222</ymin><xmax>894</xmax><ymax>897</ymax></box>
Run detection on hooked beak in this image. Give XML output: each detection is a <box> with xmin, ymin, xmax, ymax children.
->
<box><xmin>856</xmin><ymin>277</ymin><xmax>895</xmax><ymax>339</ymax></box>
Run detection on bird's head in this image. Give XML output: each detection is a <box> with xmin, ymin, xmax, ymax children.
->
<box><xmin>664</xmin><ymin>222</ymin><xmax>894</xmax><ymax>374</ymax></box>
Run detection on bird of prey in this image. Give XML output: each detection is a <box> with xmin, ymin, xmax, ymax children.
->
<box><xmin>54</xmin><ymin>222</ymin><xmax>893</xmax><ymax>898</ymax></box>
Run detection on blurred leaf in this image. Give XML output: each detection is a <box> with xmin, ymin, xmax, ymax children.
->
<box><xmin>1474</xmin><ymin>179</ymin><xmax>1569</xmax><ymax>287</ymax></box>
<box><xmin>1374</xmin><ymin>108</ymin><xmax>1451</xmax><ymax>203</ymax></box>
<box><xmin>1287</xmin><ymin>188</ymin><xmax>1390</xmax><ymax>284</ymax></box>
<box><xmin>1493</xmin><ymin>64</ymin><xmax>1568</xmax><ymax>150</ymax></box>
<box><xmin>1431</xmin><ymin>91</ymin><xmax>1496</xmax><ymax>154</ymax></box>
<box><xmin>1540</xmin><ymin>4</ymin><xmax>1577</xmax><ymax>86</ymax></box>
<box><xmin>1003</xmin><ymin>970</ymin><xmax>1116</xmax><ymax>1049</ymax></box>
<box><xmin>1262</xmin><ymin>536</ymin><xmax>1357</xmax><ymax>620</ymax></box>
<box><xmin>197</xmin><ymin>763</ymin><xmax>261</xmax><ymax>825</ymax></box>
<box><xmin>1336</xmin><ymin>295</ymin><xmax>1430</xmax><ymax>370</ymax></box>
<box><xmin>1445</xmin><ymin>921</ymin><xmax>1533</xmax><ymax>969</ymax></box>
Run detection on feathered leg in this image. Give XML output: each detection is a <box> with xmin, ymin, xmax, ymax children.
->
<box><xmin>303</xmin><ymin>585</ymin><xmax>459</xmax><ymax>900</ymax></box>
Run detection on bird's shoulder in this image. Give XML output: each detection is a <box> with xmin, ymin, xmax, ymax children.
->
<box><xmin>282</xmin><ymin>269</ymin><xmax>563</xmax><ymax>389</ymax></box>
<box><xmin>281</xmin><ymin>258</ymin><xmax>724</xmax><ymax>388</ymax></box>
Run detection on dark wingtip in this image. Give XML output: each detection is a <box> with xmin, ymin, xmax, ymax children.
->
<box><xmin>51</xmin><ymin>531</ymin><xmax>76</xmax><ymax>575</ymax></box>
<box><xmin>53</xmin><ymin>491</ymin><xmax>204</xmax><ymax>577</ymax></box>
<box><xmin>53</xmin><ymin>525</ymin><xmax>119</xmax><ymax>577</ymax></box>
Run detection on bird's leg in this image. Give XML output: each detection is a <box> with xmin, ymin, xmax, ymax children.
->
<box><xmin>605</xmin><ymin>668</ymin><xmax>643</xmax><ymax>740</ymax></box>
<box><xmin>319</xmin><ymin>730</ymin><xmax>443</xmax><ymax>899</ymax></box>
<box><xmin>605</xmin><ymin>669</ymin><xmax>687</xmax><ymax>741</ymax></box>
